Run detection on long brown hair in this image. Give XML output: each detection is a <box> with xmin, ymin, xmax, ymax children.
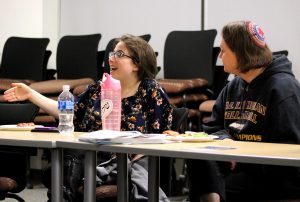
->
<box><xmin>115</xmin><ymin>34</ymin><xmax>157</xmax><ymax>80</ymax></box>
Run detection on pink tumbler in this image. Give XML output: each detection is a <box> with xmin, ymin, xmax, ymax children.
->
<box><xmin>101</xmin><ymin>73</ymin><xmax>121</xmax><ymax>131</ymax></box>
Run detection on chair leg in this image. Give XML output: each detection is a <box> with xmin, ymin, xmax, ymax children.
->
<box><xmin>160</xmin><ymin>157</ymin><xmax>173</xmax><ymax>196</ymax></box>
<box><xmin>198</xmin><ymin>112</ymin><xmax>204</xmax><ymax>132</ymax></box>
<box><xmin>0</xmin><ymin>191</ymin><xmax>6</xmax><ymax>200</ymax></box>
<box><xmin>26</xmin><ymin>156</ymin><xmax>33</xmax><ymax>189</ymax></box>
<box><xmin>6</xmin><ymin>193</ymin><xmax>25</xmax><ymax>202</ymax></box>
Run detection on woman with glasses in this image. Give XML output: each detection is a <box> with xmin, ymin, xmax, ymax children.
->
<box><xmin>186</xmin><ymin>21</ymin><xmax>300</xmax><ymax>202</ymax></box>
<box><xmin>4</xmin><ymin>34</ymin><xmax>172</xmax><ymax>201</ymax></box>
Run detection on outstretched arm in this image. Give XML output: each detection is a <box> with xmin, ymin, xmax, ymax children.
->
<box><xmin>4</xmin><ymin>83</ymin><xmax>59</xmax><ymax>118</ymax></box>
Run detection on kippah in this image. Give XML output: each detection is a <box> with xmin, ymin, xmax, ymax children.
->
<box><xmin>247</xmin><ymin>21</ymin><xmax>266</xmax><ymax>48</ymax></box>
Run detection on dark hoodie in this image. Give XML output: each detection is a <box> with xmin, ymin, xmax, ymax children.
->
<box><xmin>207</xmin><ymin>54</ymin><xmax>300</xmax><ymax>144</ymax></box>
<box><xmin>203</xmin><ymin>54</ymin><xmax>300</xmax><ymax>198</ymax></box>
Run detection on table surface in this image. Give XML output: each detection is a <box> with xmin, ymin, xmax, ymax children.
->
<box><xmin>0</xmin><ymin>130</ymin><xmax>78</xmax><ymax>148</ymax></box>
<box><xmin>0</xmin><ymin>130</ymin><xmax>79</xmax><ymax>202</ymax></box>
<box><xmin>56</xmin><ymin>134</ymin><xmax>300</xmax><ymax>167</ymax></box>
<box><xmin>2</xmin><ymin>130</ymin><xmax>300</xmax><ymax>202</ymax></box>
<box><xmin>56</xmin><ymin>133</ymin><xmax>300</xmax><ymax>202</ymax></box>
<box><xmin>2</xmin><ymin>130</ymin><xmax>300</xmax><ymax>168</ymax></box>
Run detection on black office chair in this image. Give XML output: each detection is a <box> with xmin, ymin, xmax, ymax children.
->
<box><xmin>56</xmin><ymin>34</ymin><xmax>101</xmax><ymax>81</ymax></box>
<box><xmin>0</xmin><ymin>36</ymin><xmax>50</xmax><ymax>81</ymax></box>
<box><xmin>97</xmin><ymin>34</ymin><xmax>151</xmax><ymax>79</ymax></box>
<box><xmin>158</xmin><ymin>30</ymin><xmax>217</xmax><ymax>130</ymax></box>
<box><xmin>0</xmin><ymin>102</ymin><xmax>39</xmax><ymax>125</ymax></box>
<box><xmin>0</xmin><ymin>102</ymin><xmax>39</xmax><ymax>201</ymax></box>
<box><xmin>163</xmin><ymin>30</ymin><xmax>217</xmax><ymax>85</ymax></box>
<box><xmin>29</xmin><ymin>34</ymin><xmax>101</xmax><ymax>126</ymax></box>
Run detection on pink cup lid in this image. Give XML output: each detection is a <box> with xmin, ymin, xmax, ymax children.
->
<box><xmin>101</xmin><ymin>73</ymin><xmax>121</xmax><ymax>90</ymax></box>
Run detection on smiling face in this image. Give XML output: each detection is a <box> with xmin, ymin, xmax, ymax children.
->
<box><xmin>108</xmin><ymin>41</ymin><xmax>139</xmax><ymax>82</ymax></box>
<box><xmin>219</xmin><ymin>38</ymin><xmax>240</xmax><ymax>75</ymax></box>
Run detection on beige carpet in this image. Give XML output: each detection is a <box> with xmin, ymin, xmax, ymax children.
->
<box><xmin>3</xmin><ymin>184</ymin><xmax>48</xmax><ymax>202</ymax></box>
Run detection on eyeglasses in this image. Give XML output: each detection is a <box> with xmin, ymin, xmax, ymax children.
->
<box><xmin>109</xmin><ymin>50</ymin><xmax>138</xmax><ymax>63</ymax></box>
<box><xmin>109</xmin><ymin>50</ymin><xmax>132</xmax><ymax>59</ymax></box>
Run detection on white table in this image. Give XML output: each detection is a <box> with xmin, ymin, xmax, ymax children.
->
<box><xmin>0</xmin><ymin>130</ymin><xmax>77</xmax><ymax>202</ymax></box>
<box><xmin>56</xmin><ymin>136</ymin><xmax>300</xmax><ymax>202</ymax></box>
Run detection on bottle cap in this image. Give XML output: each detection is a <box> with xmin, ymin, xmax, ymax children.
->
<box><xmin>63</xmin><ymin>85</ymin><xmax>70</xmax><ymax>91</ymax></box>
<box><xmin>101</xmin><ymin>73</ymin><xmax>121</xmax><ymax>90</ymax></box>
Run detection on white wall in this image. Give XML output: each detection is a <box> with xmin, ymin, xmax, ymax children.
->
<box><xmin>1</xmin><ymin>0</ymin><xmax>300</xmax><ymax>80</ymax></box>
<box><xmin>0</xmin><ymin>0</ymin><xmax>60</xmax><ymax>69</ymax></box>
<box><xmin>43</xmin><ymin>0</ymin><xmax>60</xmax><ymax>69</ymax></box>
<box><xmin>0</xmin><ymin>0</ymin><xmax>44</xmax><ymax>37</ymax></box>
<box><xmin>60</xmin><ymin>0</ymin><xmax>202</xmax><ymax>79</ymax></box>
<box><xmin>0</xmin><ymin>0</ymin><xmax>43</xmax><ymax>55</ymax></box>
<box><xmin>205</xmin><ymin>0</ymin><xmax>300</xmax><ymax>79</ymax></box>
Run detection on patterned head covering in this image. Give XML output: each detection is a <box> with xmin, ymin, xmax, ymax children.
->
<box><xmin>247</xmin><ymin>21</ymin><xmax>266</xmax><ymax>48</ymax></box>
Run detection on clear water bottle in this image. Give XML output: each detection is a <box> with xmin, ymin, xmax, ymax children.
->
<box><xmin>58</xmin><ymin>85</ymin><xmax>74</xmax><ymax>134</ymax></box>
<box><xmin>101</xmin><ymin>73</ymin><xmax>121</xmax><ymax>131</ymax></box>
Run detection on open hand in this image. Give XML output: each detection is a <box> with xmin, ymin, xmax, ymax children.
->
<box><xmin>3</xmin><ymin>83</ymin><xmax>32</xmax><ymax>102</ymax></box>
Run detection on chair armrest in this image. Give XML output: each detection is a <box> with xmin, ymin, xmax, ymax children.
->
<box><xmin>29</xmin><ymin>78</ymin><xmax>94</xmax><ymax>94</ymax></box>
<box><xmin>0</xmin><ymin>79</ymin><xmax>35</xmax><ymax>101</ymax></box>
<box><xmin>157</xmin><ymin>78</ymin><xmax>208</xmax><ymax>94</ymax></box>
<box><xmin>0</xmin><ymin>78</ymin><xmax>35</xmax><ymax>91</ymax></box>
<box><xmin>199</xmin><ymin>100</ymin><xmax>216</xmax><ymax>113</ymax></box>
<box><xmin>169</xmin><ymin>93</ymin><xmax>208</xmax><ymax>106</ymax></box>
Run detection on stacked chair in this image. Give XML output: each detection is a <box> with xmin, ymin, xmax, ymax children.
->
<box><xmin>0</xmin><ymin>36</ymin><xmax>51</xmax><ymax>192</ymax></box>
<box><xmin>0</xmin><ymin>37</ymin><xmax>50</xmax><ymax>102</ymax></box>
<box><xmin>56</xmin><ymin>34</ymin><xmax>101</xmax><ymax>81</ymax></box>
<box><xmin>0</xmin><ymin>36</ymin><xmax>50</xmax><ymax>81</ymax></box>
<box><xmin>157</xmin><ymin>29</ymin><xmax>217</xmax><ymax>131</ymax></box>
<box><xmin>29</xmin><ymin>33</ymin><xmax>102</xmax><ymax>125</ymax></box>
<box><xmin>0</xmin><ymin>102</ymin><xmax>39</xmax><ymax>201</ymax></box>
<box><xmin>0</xmin><ymin>34</ymin><xmax>101</xmax><ymax>198</ymax></box>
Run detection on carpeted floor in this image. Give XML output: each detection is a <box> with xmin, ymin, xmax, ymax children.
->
<box><xmin>3</xmin><ymin>184</ymin><xmax>48</xmax><ymax>202</ymax></box>
<box><xmin>1</xmin><ymin>169</ymin><xmax>188</xmax><ymax>202</ymax></box>
<box><xmin>2</xmin><ymin>187</ymin><xmax>188</xmax><ymax>202</ymax></box>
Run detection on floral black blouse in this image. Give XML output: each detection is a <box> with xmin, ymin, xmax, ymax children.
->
<box><xmin>74</xmin><ymin>79</ymin><xmax>173</xmax><ymax>133</ymax></box>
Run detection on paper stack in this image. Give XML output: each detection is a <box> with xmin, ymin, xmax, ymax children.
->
<box><xmin>78</xmin><ymin>130</ymin><xmax>171</xmax><ymax>144</ymax></box>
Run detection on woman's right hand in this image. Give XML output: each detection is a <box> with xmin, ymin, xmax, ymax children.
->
<box><xmin>3</xmin><ymin>83</ymin><xmax>32</xmax><ymax>102</ymax></box>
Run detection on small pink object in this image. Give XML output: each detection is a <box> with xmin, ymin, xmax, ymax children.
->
<box><xmin>247</xmin><ymin>21</ymin><xmax>266</xmax><ymax>48</ymax></box>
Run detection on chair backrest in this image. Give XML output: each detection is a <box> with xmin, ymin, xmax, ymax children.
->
<box><xmin>0</xmin><ymin>102</ymin><xmax>39</xmax><ymax>125</ymax></box>
<box><xmin>171</xmin><ymin>107</ymin><xmax>189</xmax><ymax>133</ymax></box>
<box><xmin>163</xmin><ymin>30</ymin><xmax>217</xmax><ymax>86</ymax></box>
<box><xmin>0</xmin><ymin>102</ymin><xmax>39</xmax><ymax>201</ymax></box>
<box><xmin>0</xmin><ymin>37</ymin><xmax>50</xmax><ymax>81</ymax></box>
<box><xmin>56</xmin><ymin>34</ymin><xmax>101</xmax><ymax>80</ymax></box>
<box><xmin>102</xmin><ymin>34</ymin><xmax>152</xmax><ymax>74</ymax></box>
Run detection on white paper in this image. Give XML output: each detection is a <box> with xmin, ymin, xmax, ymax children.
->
<box><xmin>78</xmin><ymin>130</ymin><xmax>170</xmax><ymax>144</ymax></box>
